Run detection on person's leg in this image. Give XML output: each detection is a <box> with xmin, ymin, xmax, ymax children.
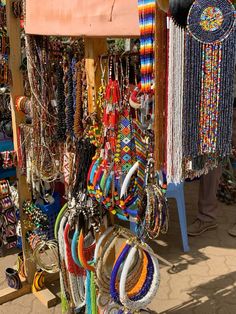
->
<box><xmin>197</xmin><ymin>165</ymin><xmax>222</xmax><ymax>222</ymax></box>
<box><xmin>188</xmin><ymin>165</ymin><xmax>222</xmax><ymax>236</ymax></box>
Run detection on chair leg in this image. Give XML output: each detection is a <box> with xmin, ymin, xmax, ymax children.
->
<box><xmin>176</xmin><ymin>192</ymin><xmax>190</xmax><ymax>252</ymax></box>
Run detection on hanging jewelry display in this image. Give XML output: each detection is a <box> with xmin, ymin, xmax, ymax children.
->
<box><xmin>14</xmin><ymin>16</ymin><xmax>170</xmax><ymax>311</ymax></box>
<box><xmin>167</xmin><ymin>17</ymin><xmax>185</xmax><ymax>183</ymax></box>
<box><xmin>0</xmin><ymin>180</ymin><xmax>18</xmax><ymax>252</ymax></box>
<box><xmin>183</xmin><ymin>0</ymin><xmax>236</xmax><ymax>174</ymax></box>
<box><xmin>0</xmin><ymin>1</ymin><xmax>9</xmax><ymax>85</ymax></box>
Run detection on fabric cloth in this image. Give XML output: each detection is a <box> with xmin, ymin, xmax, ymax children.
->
<box><xmin>25</xmin><ymin>0</ymin><xmax>139</xmax><ymax>37</ymax></box>
<box><xmin>197</xmin><ymin>165</ymin><xmax>222</xmax><ymax>223</ymax></box>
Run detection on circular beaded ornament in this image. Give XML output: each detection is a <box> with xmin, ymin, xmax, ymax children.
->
<box><xmin>187</xmin><ymin>0</ymin><xmax>235</xmax><ymax>43</ymax></box>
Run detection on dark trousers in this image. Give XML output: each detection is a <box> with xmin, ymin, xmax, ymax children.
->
<box><xmin>197</xmin><ymin>166</ymin><xmax>222</xmax><ymax>223</ymax></box>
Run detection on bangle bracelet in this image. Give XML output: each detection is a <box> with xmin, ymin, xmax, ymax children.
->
<box><xmin>110</xmin><ymin>243</ymin><xmax>131</xmax><ymax>304</ymax></box>
<box><xmin>32</xmin><ymin>270</ymin><xmax>45</xmax><ymax>292</ymax></box>
<box><xmin>127</xmin><ymin>250</ymin><xmax>148</xmax><ymax>298</ymax></box>
<box><xmin>71</xmin><ymin>227</ymin><xmax>81</xmax><ymax>267</ymax></box>
<box><xmin>110</xmin><ymin>243</ymin><xmax>153</xmax><ymax>305</ymax></box>
<box><xmin>54</xmin><ymin>203</ymin><xmax>68</xmax><ymax>239</ymax></box>
<box><xmin>63</xmin><ymin>221</ymin><xmax>85</xmax><ymax>309</ymax></box>
<box><xmin>119</xmin><ymin>246</ymin><xmax>160</xmax><ymax>310</ymax></box>
<box><xmin>129</xmin><ymin>251</ymin><xmax>154</xmax><ymax>302</ymax></box>
<box><xmin>94</xmin><ymin>226</ymin><xmax>115</xmax><ymax>262</ymax></box>
<box><xmin>120</xmin><ymin>161</ymin><xmax>139</xmax><ymax>198</ymax></box>
<box><xmin>113</xmin><ymin>243</ymin><xmax>144</xmax><ymax>294</ymax></box>
<box><xmin>96</xmin><ymin>231</ymin><xmax>119</xmax><ymax>294</ymax></box>
<box><xmin>64</xmin><ymin>223</ymin><xmax>85</xmax><ymax>276</ymax></box>
<box><xmin>78</xmin><ymin>229</ymin><xmax>95</xmax><ymax>272</ymax></box>
<box><xmin>33</xmin><ymin>240</ymin><xmax>59</xmax><ymax>273</ymax></box>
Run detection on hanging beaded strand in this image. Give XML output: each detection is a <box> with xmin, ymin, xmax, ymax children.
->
<box><xmin>167</xmin><ymin>17</ymin><xmax>185</xmax><ymax>184</ymax></box>
<box><xmin>138</xmin><ymin>0</ymin><xmax>156</xmax><ymax>93</ymax></box>
<box><xmin>55</xmin><ymin>63</ymin><xmax>66</xmax><ymax>141</ymax></box>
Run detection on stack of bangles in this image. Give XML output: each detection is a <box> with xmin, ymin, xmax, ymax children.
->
<box><xmin>94</xmin><ymin>226</ymin><xmax>160</xmax><ymax>313</ymax></box>
<box><xmin>0</xmin><ymin>196</ymin><xmax>14</xmax><ymax>211</ymax></box>
<box><xmin>0</xmin><ymin>180</ymin><xmax>9</xmax><ymax>196</ymax></box>
<box><xmin>15</xmin><ymin>96</ymin><xmax>30</xmax><ymax>114</ymax></box>
<box><xmin>140</xmin><ymin>183</ymin><xmax>169</xmax><ymax>240</ymax></box>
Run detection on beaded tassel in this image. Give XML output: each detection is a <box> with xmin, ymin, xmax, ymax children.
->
<box><xmin>138</xmin><ymin>0</ymin><xmax>155</xmax><ymax>93</ymax></box>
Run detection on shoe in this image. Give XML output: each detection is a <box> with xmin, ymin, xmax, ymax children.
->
<box><xmin>188</xmin><ymin>219</ymin><xmax>217</xmax><ymax>236</ymax></box>
<box><xmin>228</xmin><ymin>224</ymin><xmax>236</xmax><ymax>237</ymax></box>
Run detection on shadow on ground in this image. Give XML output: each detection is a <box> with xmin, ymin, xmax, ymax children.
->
<box><xmin>148</xmin><ymin>181</ymin><xmax>236</xmax><ymax>274</ymax></box>
<box><xmin>160</xmin><ymin>271</ymin><xmax>236</xmax><ymax>314</ymax></box>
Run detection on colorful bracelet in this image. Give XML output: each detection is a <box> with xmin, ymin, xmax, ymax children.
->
<box><xmin>119</xmin><ymin>245</ymin><xmax>160</xmax><ymax>310</ymax></box>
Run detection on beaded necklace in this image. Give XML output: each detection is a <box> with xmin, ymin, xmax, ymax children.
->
<box><xmin>138</xmin><ymin>0</ymin><xmax>156</xmax><ymax>93</ymax></box>
<box><xmin>55</xmin><ymin>64</ymin><xmax>66</xmax><ymax>141</ymax></box>
<box><xmin>183</xmin><ymin>0</ymin><xmax>236</xmax><ymax>161</ymax></box>
<box><xmin>73</xmin><ymin>60</ymin><xmax>84</xmax><ymax>139</ymax></box>
<box><xmin>119</xmin><ymin>62</ymin><xmax>135</xmax><ymax>174</ymax></box>
<box><xmin>64</xmin><ymin>54</ymin><xmax>75</xmax><ymax>138</ymax></box>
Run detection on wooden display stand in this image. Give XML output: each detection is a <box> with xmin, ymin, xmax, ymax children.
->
<box><xmin>1</xmin><ymin>0</ymin><xmax>167</xmax><ymax>309</ymax></box>
<box><xmin>0</xmin><ymin>1</ymin><xmax>57</xmax><ymax>307</ymax></box>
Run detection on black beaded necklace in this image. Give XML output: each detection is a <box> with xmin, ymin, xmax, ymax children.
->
<box><xmin>183</xmin><ymin>0</ymin><xmax>236</xmax><ymax>164</ymax></box>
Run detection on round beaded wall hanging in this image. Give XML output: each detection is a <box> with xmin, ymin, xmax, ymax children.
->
<box><xmin>187</xmin><ymin>0</ymin><xmax>235</xmax><ymax>43</ymax></box>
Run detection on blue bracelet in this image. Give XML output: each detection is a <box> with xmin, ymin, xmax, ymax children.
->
<box><xmin>131</xmin><ymin>251</ymin><xmax>154</xmax><ymax>301</ymax></box>
<box><xmin>110</xmin><ymin>246</ymin><xmax>154</xmax><ymax>305</ymax></box>
<box><xmin>71</xmin><ymin>229</ymin><xmax>82</xmax><ymax>267</ymax></box>
<box><xmin>110</xmin><ymin>244</ymin><xmax>131</xmax><ymax>304</ymax></box>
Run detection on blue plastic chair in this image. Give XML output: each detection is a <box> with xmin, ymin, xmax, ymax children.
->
<box><xmin>129</xmin><ymin>181</ymin><xmax>189</xmax><ymax>252</ymax></box>
<box><xmin>166</xmin><ymin>182</ymin><xmax>190</xmax><ymax>252</ymax></box>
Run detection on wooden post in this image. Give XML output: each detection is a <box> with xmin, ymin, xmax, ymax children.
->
<box><xmin>6</xmin><ymin>1</ymin><xmax>36</xmax><ymax>283</ymax></box>
<box><xmin>84</xmin><ymin>38</ymin><xmax>107</xmax><ymax>114</ymax></box>
<box><xmin>154</xmin><ymin>8</ymin><xmax>167</xmax><ymax>171</ymax></box>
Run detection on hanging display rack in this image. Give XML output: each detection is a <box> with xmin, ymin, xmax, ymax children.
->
<box><xmin>0</xmin><ymin>0</ymin><xmax>170</xmax><ymax>309</ymax></box>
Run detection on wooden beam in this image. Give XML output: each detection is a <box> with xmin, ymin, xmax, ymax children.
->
<box><xmin>84</xmin><ymin>38</ymin><xmax>107</xmax><ymax>114</ymax></box>
<box><xmin>154</xmin><ymin>8</ymin><xmax>167</xmax><ymax>171</ymax></box>
<box><xmin>0</xmin><ymin>279</ymin><xmax>31</xmax><ymax>305</ymax></box>
<box><xmin>33</xmin><ymin>289</ymin><xmax>58</xmax><ymax>308</ymax></box>
<box><xmin>6</xmin><ymin>1</ymin><xmax>36</xmax><ymax>283</ymax></box>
